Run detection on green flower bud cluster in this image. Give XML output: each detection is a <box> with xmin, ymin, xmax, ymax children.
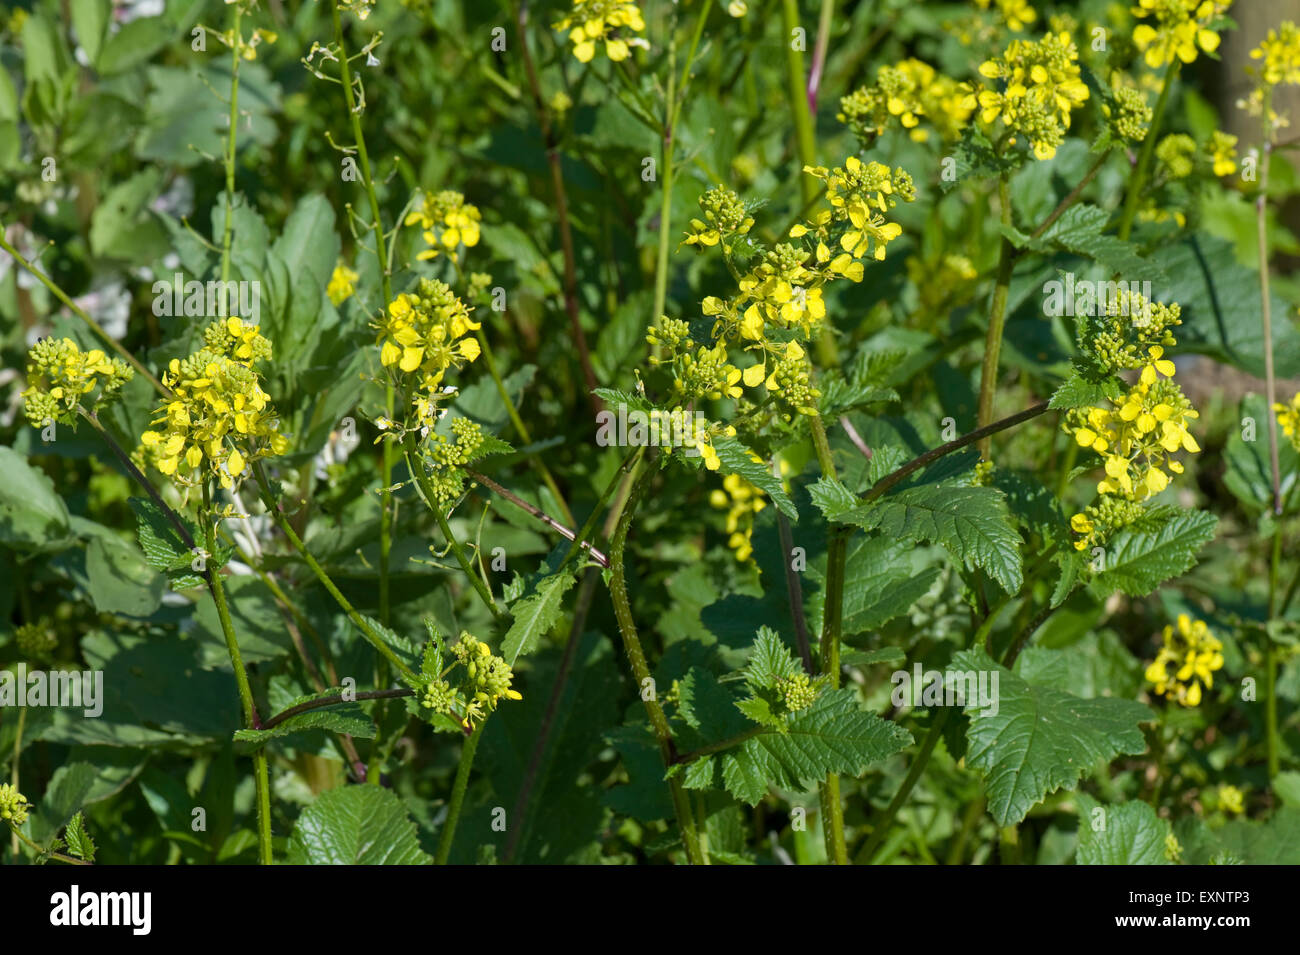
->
<box><xmin>684</xmin><ymin>186</ymin><xmax>754</xmax><ymax>251</ymax></box>
<box><xmin>1156</xmin><ymin>134</ymin><xmax>1196</xmax><ymax>180</ymax></box>
<box><xmin>1084</xmin><ymin>291</ymin><xmax>1180</xmax><ymax>375</ymax></box>
<box><xmin>419</xmin><ymin>418</ymin><xmax>485</xmax><ymax>506</ymax></box>
<box><xmin>0</xmin><ymin>783</ymin><xmax>29</xmax><ymax>827</ymax></box>
<box><xmin>676</xmin><ymin>342</ymin><xmax>744</xmax><ymax>402</ymax></box>
<box><xmin>14</xmin><ymin>622</ymin><xmax>57</xmax><ymax>662</ymax></box>
<box><xmin>1069</xmin><ymin>495</ymin><xmax>1147</xmax><ymax>554</ymax></box>
<box><xmin>21</xmin><ymin>337</ymin><xmax>134</xmax><ymax>428</ymax></box>
<box><xmin>417</xmin><ymin>632</ymin><xmax>522</xmax><ymax>730</ymax></box>
<box><xmin>768</xmin><ymin>346</ymin><xmax>821</xmax><ymax>417</ymax></box>
<box><xmin>646</xmin><ymin>316</ymin><xmax>693</xmax><ymax>352</ymax></box>
<box><xmin>1107</xmin><ymin>87</ymin><xmax>1153</xmax><ymax>142</ymax></box>
<box><xmin>775</xmin><ymin>673</ymin><xmax>818</xmax><ymax>712</ymax></box>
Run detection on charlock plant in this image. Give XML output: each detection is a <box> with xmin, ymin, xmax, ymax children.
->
<box><xmin>4</xmin><ymin>0</ymin><xmax>1300</xmax><ymax>870</ymax></box>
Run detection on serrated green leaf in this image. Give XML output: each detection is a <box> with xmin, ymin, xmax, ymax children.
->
<box><xmin>234</xmin><ymin>698</ymin><xmax>376</xmax><ymax>747</ymax></box>
<box><xmin>952</xmin><ymin>649</ymin><xmax>1153</xmax><ymax>826</ymax></box>
<box><xmin>63</xmin><ymin>810</ymin><xmax>98</xmax><ymax>863</ymax></box>
<box><xmin>502</xmin><ymin>571</ymin><xmax>576</xmax><ymax>664</ymax></box>
<box><xmin>1075</xmin><ymin>794</ymin><xmax>1172</xmax><ymax>865</ymax></box>
<box><xmin>1092</xmin><ymin>508</ymin><xmax>1217</xmax><ymax>596</ymax></box>
<box><xmin>712</xmin><ymin>438</ymin><xmax>797</xmax><ymax>519</ymax></box>
<box><xmin>287</xmin><ymin>786</ymin><xmax>430</xmax><ymax>865</ymax></box>
<box><xmin>1049</xmin><ymin>372</ymin><xmax>1123</xmax><ymax>410</ymax></box>
<box><xmin>837</xmin><ymin>486</ymin><xmax>1024</xmax><ymax>593</ymax></box>
<box><xmin>715</xmin><ymin>689</ymin><xmax>912</xmax><ymax>805</ymax></box>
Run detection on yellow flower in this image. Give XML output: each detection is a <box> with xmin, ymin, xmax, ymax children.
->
<box><xmin>140</xmin><ymin>320</ymin><xmax>286</xmax><ymax>490</ymax></box>
<box><xmin>1217</xmin><ymin>785</ymin><xmax>1245</xmax><ymax>815</ymax></box>
<box><xmin>405</xmin><ymin>191</ymin><xmax>482</xmax><ymax>263</ymax></box>
<box><xmin>711</xmin><ymin>472</ymin><xmax>767</xmax><ymax>561</ymax></box>
<box><xmin>327</xmin><ymin>263</ymin><xmax>360</xmax><ymax>305</ymax></box>
<box><xmin>1145</xmin><ymin>614</ymin><xmax>1223</xmax><ymax>707</ymax></box>
<box><xmin>554</xmin><ymin>0</ymin><xmax>647</xmax><ymax>63</ymax></box>
<box><xmin>1132</xmin><ymin>0</ymin><xmax>1228</xmax><ymax>70</ymax></box>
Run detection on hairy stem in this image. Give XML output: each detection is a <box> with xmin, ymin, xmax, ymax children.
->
<box><xmin>606</xmin><ymin>453</ymin><xmax>705</xmax><ymax>864</ymax></box>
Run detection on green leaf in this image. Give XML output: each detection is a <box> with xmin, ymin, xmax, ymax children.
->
<box><xmin>28</xmin><ymin>762</ymin><xmax>96</xmax><ymax>845</ymax></box>
<box><xmin>836</xmin><ymin>486</ymin><xmax>1024</xmax><ymax>593</ymax></box>
<box><xmin>1091</xmin><ymin>508</ymin><xmax>1217</xmax><ymax>597</ymax></box>
<box><xmin>85</xmin><ymin>533</ymin><xmax>164</xmax><ymax>617</ymax></box>
<box><xmin>271</xmin><ymin>194</ymin><xmax>339</xmax><ymax>293</ymax></box>
<box><xmin>1152</xmin><ymin>233</ymin><xmax>1300</xmax><ymax>378</ymax></box>
<box><xmin>287</xmin><ymin>786</ymin><xmax>431</xmax><ymax>865</ymax></box>
<box><xmin>743</xmin><ymin>626</ymin><xmax>803</xmax><ymax>691</ymax></box>
<box><xmin>64</xmin><ymin>811</ymin><xmax>98</xmax><ymax>863</ymax></box>
<box><xmin>713</xmin><ymin>689</ymin><xmax>912</xmax><ymax>805</ymax></box>
<box><xmin>96</xmin><ymin>16</ymin><xmax>173</xmax><ymax>75</ymax></box>
<box><xmin>1048</xmin><ymin>371</ymin><xmax>1123</xmax><ymax>410</ymax></box>
<box><xmin>70</xmin><ymin>0</ymin><xmax>111</xmax><ymax>67</ymax></box>
<box><xmin>712</xmin><ymin>437</ymin><xmax>797</xmax><ymax>519</ymax></box>
<box><xmin>1004</xmin><ymin>205</ymin><xmax>1166</xmax><ymax>283</ymax></box>
<box><xmin>0</xmin><ymin>447</ymin><xmax>72</xmax><ymax>552</ymax></box>
<box><xmin>501</xmin><ymin>571</ymin><xmax>577</xmax><ymax>664</ymax></box>
<box><xmin>952</xmin><ymin>649</ymin><xmax>1154</xmax><ymax>826</ymax></box>
<box><xmin>1075</xmin><ymin>794</ymin><xmax>1172</xmax><ymax>865</ymax></box>
<box><xmin>1223</xmin><ymin>394</ymin><xmax>1298</xmax><ymax>514</ymax></box>
<box><xmin>234</xmin><ymin>702</ymin><xmax>376</xmax><ymax>748</ymax></box>
<box><xmin>808</xmin><ymin>536</ymin><xmax>942</xmax><ymax>639</ymax></box>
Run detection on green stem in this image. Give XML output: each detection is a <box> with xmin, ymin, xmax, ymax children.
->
<box><xmin>868</xmin><ymin>403</ymin><xmax>1051</xmax><ymax>503</ymax></box>
<box><xmin>650</xmin><ymin>8</ymin><xmax>680</xmax><ymax>343</ymax></box>
<box><xmin>781</xmin><ymin>0</ymin><xmax>818</xmax><ymax>207</ymax></box>
<box><xmin>9</xmin><ymin>824</ymin><xmax>90</xmax><ymax>866</ymax></box>
<box><xmin>1117</xmin><ymin>61</ymin><xmax>1178</xmax><ymax>242</ymax></box>
<box><xmin>435</xmin><ymin>723</ymin><xmax>483</xmax><ymax>865</ymax></box>
<box><xmin>808</xmin><ymin>414</ymin><xmax>848</xmax><ymax>864</ymax></box>
<box><xmin>203</xmin><ymin>481</ymin><xmax>272</xmax><ymax>865</ymax></box>
<box><xmin>1029</xmin><ymin>153</ymin><xmax>1107</xmax><ymax>241</ymax></box>
<box><xmin>858</xmin><ymin>709</ymin><xmax>951</xmax><ymax>863</ymax></box>
<box><xmin>976</xmin><ymin>173</ymin><xmax>1014</xmax><ymax>457</ymax></box>
<box><xmin>1258</xmin><ymin>96</ymin><xmax>1282</xmax><ymax>779</ymax></box>
<box><xmin>401</xmin><ymin>441</ymin><xmax>504</xmax><ymax>619</ymax></box>
<box><xmin>219</xmin><ymin>4</ymin><xmax>242</xmax><ymax>283</ymax></box>
<box><xmin>10</xmin><ymin>706</ymin><xmax>24</xmax><ymax>859</ymax></box>
<box><xmin>251</xmin><ymin>463</ymin><xmax>417</xmax><ymax>683</ymax></box>
<box><xmin>606</xmin><ymin>453</ymin><xmax>705</xmax><ymax>864</ymax></box>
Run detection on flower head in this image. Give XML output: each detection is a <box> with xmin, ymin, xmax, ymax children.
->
<box><xmin>1144</xmin><ymin>614</ymin><xmax>1223</xmax><ymax>707</ymax></box>
<box><xmin>0</xmin><ymin>783</ymin><xmax>30</xmax><ymax>827</ymax></box>
<box><xmin>140</xmin><ymin>319</ymin><xmax>287</xmax><ymax>490</ymax></box>
<box><xmin>21</xmin><ymin>337</ymin><xmax>133</xmax><ymax>428</ymax></box>
<box><xmin>405</xmin><ymin>191</ymin><xmax>481</xmax><ymax>263</ymax></box>
<box><xmin>554</xmin><ymin>0</ymin><xmax>647</xmax><ymax>63</ymax></box>
<box><xmin>1132</xmin><ymin>0</ymin><xmax>1229</xmax><ymax>70</ymax></box>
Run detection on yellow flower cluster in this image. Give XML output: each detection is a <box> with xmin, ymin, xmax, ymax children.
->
<box><xmin>967</xmin><ymin>32</ymin><xmax>1090</xmax><ymax>160</ymax></box>
<box><xmin>327</xmin><ymin>263</ymin><xmax>359</xmax><ymax>305</ymax></box>
<box><xmin>554</xmin><ymin>0</ymin><xmax>647</xmax><ymax>63</ymax></box>
<box><xmin>1132</xmin><ymin>0</ymin><xmax>1229</xmax><ymax>70</ymax></box>
<box><xmin>1208</xmin><ymin>130</ymin><xmax>1238</xmax><ymax>176</ymax></box>
<box><xmin>1277</xmin><ymin>392</ymin><xmax>1300</xmax><ymax>452</ymax></box>
<box><xmin>140</xmin><ymin>318</ymin><xmax>287</xmax><ymax>490</ymax></box>
<box><xmin>1216</xmin><ymin>784</ymin><xmax>1245</xmax><ymax>814</ymax></box>
<box><xmin>974</xmin><ymin>0</ymin><xmax>1038</xmax><ymax>33</ymax></box>
<box><xmin>710</xmin><ymin>472</ymin><xmax>767</xmax><ymax>561</ymax></box>
<box><xmin>405</xmin><ymin>190</ymin><xmax>482</xmax><ymax>264</ymax></box>
<box><xmin>1241</xmin><ymin>22</ymin><xmax>1300</xmax><ymax>136</ymax></box>
<box><xmin>1144</xmin><ymin>614</ymin><xmax>1223</xmax><ymax>707</ymax></box>
<box><xmin>376</xmin><ymin>279</ymin><xmax>481</xmax><ymax>400</ymax></box>
<box><xmin>21</xmin><ymin>337</ymin><xmax>133</xmax><ymax>428</ymax></box>
<box><xmin>1066</xmin><ymin>346</ymin><xmax>1200</xmax><ymax>500</ymax></box>
<box><xmin>837</xmin><ymin>59</ymin><xmax>973</xmax><ymax>144</ymax></box>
